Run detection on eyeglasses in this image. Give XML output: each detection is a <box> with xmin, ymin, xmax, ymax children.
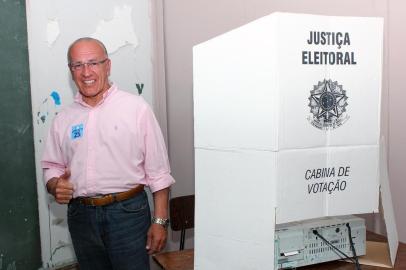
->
<box><xmin>69</xmin><ymin>58</ymin><xmax>109</xmax><ymax>72</ymax></box>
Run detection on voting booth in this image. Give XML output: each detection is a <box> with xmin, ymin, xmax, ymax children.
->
<box><xmin>193</xmin><ymin>13</ymin><xmax>397</xmax><ymax>269</ymax></box>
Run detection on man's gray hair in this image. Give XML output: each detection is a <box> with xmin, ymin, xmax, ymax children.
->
<box><xmin>67</xmin><ymin>37</ymin><xmax>108</xmax><ymax>63</ymax></box>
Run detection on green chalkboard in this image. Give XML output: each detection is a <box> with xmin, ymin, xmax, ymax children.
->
<box><xmin>0</xmin><ymin>0</ymin><xmax>42</xmax><ymax>269</ymax></box>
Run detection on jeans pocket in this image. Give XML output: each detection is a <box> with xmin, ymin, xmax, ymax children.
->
<box><xmin>67</xmin><ymin>201</ymin><xmax>81</xmax><ymax>218</ymax></box>
<box><xmin>118</xmin><ymin>194</ymin><xmax>149</xmax><ymax>213</ymax></box>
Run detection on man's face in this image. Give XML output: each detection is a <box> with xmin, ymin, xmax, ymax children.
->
<box><xmin>69</xmin><ymin>40</ymin><xmax>111</xmax><ymax>106</ymax></box>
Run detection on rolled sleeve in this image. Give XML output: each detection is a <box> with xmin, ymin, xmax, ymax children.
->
<box><xmin>146</xmin><ymin>173</ymin><xmax>176</xmax><ymax>193</ymax></box>
<box><xmin>42</xmin><ymin>163</ymin><xmax>65</xmax><ymax>184</ymax></box>
<box><xmin>41</xmin><ymin>118</ymin><xmax>66</xmax><ymax>184</ymax></box>
<box><xmin>141</xmin><ymin>105</ymin><xmax>175</xmax><ymax>193</ymax></box>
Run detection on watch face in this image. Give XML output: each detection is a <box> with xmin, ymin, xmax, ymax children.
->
<box><xmin>152</xmin><ymin>217</ymin><xmax>169</xmax><ymax>227</ymax></box>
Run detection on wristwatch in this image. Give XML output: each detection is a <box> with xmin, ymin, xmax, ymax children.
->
<box><xmin>152</xmin><ymin>217</ymin><xmax>170</xmax><ymax>229</ymax></box>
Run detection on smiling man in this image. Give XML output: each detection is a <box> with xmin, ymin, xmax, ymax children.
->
<box><xmin>41</xmin><ymin>37</ymin><xmax>175</xmax><ymax>270</ymax></box>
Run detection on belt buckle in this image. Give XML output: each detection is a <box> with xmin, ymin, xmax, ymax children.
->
<box><xmin>102</xmin><ymin>194</ymin><xmax>117</xmax><ymax>206</ymax></box>
<box><xmin>93</xmin><ymin>194</ymin><xmax>108</xmax><ymax>206</ymax></box>
<box><xmin>87</xmin><ymin>195</ymin><xmax>102</xmax><ymax>206</ymax></box>
<box><xmin>109</xmin><ymin>193</ymin><xmax>117</xmax><ymax>203</ymax></box>
<box><xmin>84</xmin><ymin>192</ymin><xmax>122</xmax><ymax>206</ymax></box>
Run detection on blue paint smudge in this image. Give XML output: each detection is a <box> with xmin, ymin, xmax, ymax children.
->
<box><xmin>50</xmin><ymin>91</ymin><xmax>61</xmax><ymax>105</ymax></box>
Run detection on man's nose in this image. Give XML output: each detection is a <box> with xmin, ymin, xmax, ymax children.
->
<box><xmin>81</xmin><ymin>64</ymin><xmax>92</xmax><ymax>76</ymax></box>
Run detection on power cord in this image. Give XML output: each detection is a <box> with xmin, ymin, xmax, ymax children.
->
<box><xmin>346</xmin><ymin>223</ymin><xmax>362</xmax><ymax>270</ymax></box>
<box><xmin>312</xmin><ymin>229</ymin><xmax>357</xmax><ymax>264</ymax></box>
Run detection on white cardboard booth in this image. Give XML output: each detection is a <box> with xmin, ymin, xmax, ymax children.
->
<box><xmin>193</xmin><ymin>12</ymin><xmax>397</xmax><ymax>269</ymax></box>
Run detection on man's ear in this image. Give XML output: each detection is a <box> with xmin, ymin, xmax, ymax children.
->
<box><xmin>107</xmin><ymin>58</ymin><xmax>111</xmax><ymax>76</ymax></box>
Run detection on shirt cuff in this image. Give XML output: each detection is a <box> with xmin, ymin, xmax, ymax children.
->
<box><xmin>146</xmin><ymin>173</ymin><xmax>176</xmax><ymax>193</ymax></box>
<box><xmin>42</xmin><ymin>166</ymin><xmax>65</xmax><ymax>184</ymax></box>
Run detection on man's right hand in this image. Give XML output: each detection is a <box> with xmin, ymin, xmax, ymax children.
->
<box><xmin>46</xmin><ymin>170</ymin><xmax>74</xmax><ymax>204</ymax></box>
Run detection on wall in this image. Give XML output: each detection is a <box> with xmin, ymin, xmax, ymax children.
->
<box><xmin>25</xmin><ymin>0</ymin><xmax>166</xmax><ymax>267</ymax></box>
<box><xmin>388</xmin><ymin>0</ymin><xmax>406</xmax><ymax>242</ymax></box>
<box><xmin>0</xmin><ymin>0</ymin><xmax>41</xmax><ymax>269</ymax></box>
<box><xmin>163</xmin><ymin>0</ymin><xmax>397</xmax><ymax>249</ymax></box>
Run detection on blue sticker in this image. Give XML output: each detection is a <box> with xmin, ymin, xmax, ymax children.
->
<box><xmin>71</xmin><ymin>124</ymin><xmax>84</xmax><ymax>139</ymax></box>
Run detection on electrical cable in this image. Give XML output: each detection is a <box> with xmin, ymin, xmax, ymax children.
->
<box><xmin>346</xmin><ymin>223</ymin><xmax>362</xmax><ymax>270</ymax></box>
<box><xmin>312</xmin><ymin>230</ymin><xmax>356</xmax><ymax>264</ymax></box>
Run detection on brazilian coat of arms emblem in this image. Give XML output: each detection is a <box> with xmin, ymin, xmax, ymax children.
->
<box><xmin>308</xmin><ymin>79</ymin><xmax>349</xmax><ymax>130</ymax></box>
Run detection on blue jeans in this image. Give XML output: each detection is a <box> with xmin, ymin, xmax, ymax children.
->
<box><xmin>67</xmin><ymin>191</ymin><xmax>151</xmax><ymax>270</ymax></box>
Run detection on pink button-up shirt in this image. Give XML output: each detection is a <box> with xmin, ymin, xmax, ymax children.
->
<box><xmin>41</xmin><ymin>84</ymin><xmax>175</xmax><ymax>197</ymax></box>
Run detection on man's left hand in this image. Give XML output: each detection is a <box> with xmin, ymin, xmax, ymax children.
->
<box><xmin>146</xmin><ymin>223</ymin><xmax>167</xmax><ymax>254</ymax></box>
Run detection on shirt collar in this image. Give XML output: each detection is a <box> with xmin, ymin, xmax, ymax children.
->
<box><xmin>74</xmin><ymin>84</ymin><xmax>117</xmax><ymax>108</ymax></box>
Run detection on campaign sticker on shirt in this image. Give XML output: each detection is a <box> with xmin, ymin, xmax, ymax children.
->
<box><xmin>71</xmin><ymin>124</ymin><xmax>84</xmax><ymax>140</ymax></box>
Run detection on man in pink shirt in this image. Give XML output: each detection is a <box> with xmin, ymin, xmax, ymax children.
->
<box><xmin>41</xmin><ymin>37</ymin><xmax>175</xmax><ymax>270</ymax></box>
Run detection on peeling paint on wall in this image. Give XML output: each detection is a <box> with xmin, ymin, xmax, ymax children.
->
<box><xmin>50</xmin><ymin>91</ymin><xmax>61</xmax><ymax>105</ymax></box>
<box><xmin>46</xmin><ymin>19</ymin><xmax>60</xmax><ymax>47</ymax></box>
<box><xmin>36</xmin><ymin>90</ymin><xmax>61</xmax><ymax>128</ymax></box>
<box><xmin>50</xmin><ymin>240</ymin><xmax>72</xmax><ymax>262</ymax></box>
<box><xmin>52</xmin><ymin>218</ymin><xmax>64</xmax><ymax>225</ymax></box>
<box><xmin>92</xmin><ymin>5</ymin><xmax>138</xmax><ymax>54</ymax></box>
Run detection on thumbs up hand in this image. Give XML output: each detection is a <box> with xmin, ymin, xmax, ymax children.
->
<box><xmin>47</xmin><ymin>169</ymin><xmax>74</xmax><ymax>204</ymax></box>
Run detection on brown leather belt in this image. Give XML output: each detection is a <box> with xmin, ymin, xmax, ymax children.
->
<box><xmin>76</xmin><ymin>185</ymin><xmax>144</xmax><ymax>206</ymax></box>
